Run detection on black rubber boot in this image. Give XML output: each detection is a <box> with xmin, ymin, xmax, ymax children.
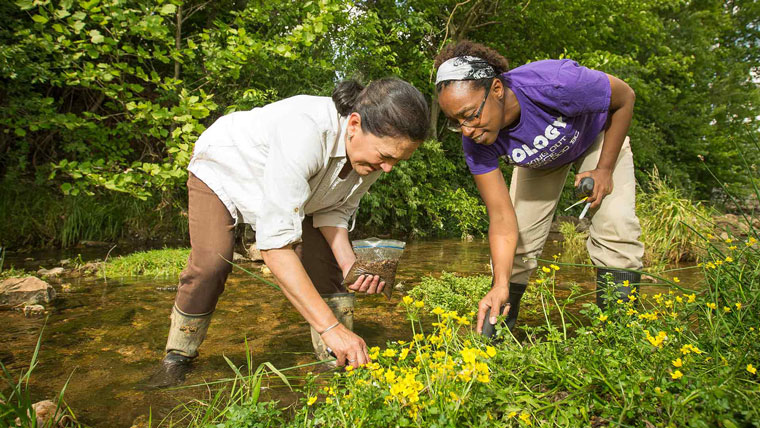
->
<box><xmin>596</xmin><ymin>268</ymin><xmax>641</xmax><ymax>309</ymax></box>
<box><xmin>481</xmin><ymin>282</ymin><xmax>527</xmax><ymax>337</ymax></box>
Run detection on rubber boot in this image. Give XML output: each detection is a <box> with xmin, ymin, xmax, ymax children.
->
<box><xmin>146</xmin><ymin>306</ymin><xmax>212</xmax><ymax>388</ymax></box>
<box><xmin>482</xmin><ymin>282</ymin><xmax>527</xmax><ymax>337</ymax></box>
<box><xmin>596</xmin><ymin>268</ymin><xmax>641</xmax><ymax>309</ymax></box>
<box><xmin>505</xmin><ymin>282</ymin><xmax>527</xmax><ymax>331</ymax></box>
<box><xmin>310</xmin><ymin>293</ymin><xmax>355</xmax><ymax>364</ymax></box>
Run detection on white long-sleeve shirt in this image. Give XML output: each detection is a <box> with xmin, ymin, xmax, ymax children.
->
<box><xmin>188</xmin><ymin>95</ymin><xmax>381</xmax><ymax>250</ymax></box>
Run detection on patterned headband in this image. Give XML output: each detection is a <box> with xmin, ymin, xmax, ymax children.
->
<box><xmin>435</xmin><ymin>56</ymin><xmax>497</xmax><ymax>84</ymax></box>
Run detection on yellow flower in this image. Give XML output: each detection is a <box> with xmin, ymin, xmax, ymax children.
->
<box><xmin>747</xmin><ymin>237</ymin><xmax>757</xmax><ymax>247</ymax></box>
<box><xmin>508</xmin><ymin>411</ymin><xmax>518</xmax><ymax>418</ymax></box>
<box><xmin>432</xmin><ymin>307</ymin><xmax>445</xmax><ymax>315</ymax></box>
<box><xmin>413</xmin><ymin>300</ymin><xmax>424</xmax><ymax>308</ymax></box>
<box><xmin>541</xmin><ymin>266</ymin><xmax>551</xmax><ymax>273</ymax></box>
<box><xmin>626</xmin><ymin>308</ymin><xmax>638</xmax><ymax>316</ymax></box>
<box><xmin>735</xmin><ymin>302</ymin><xmax>742</xmax><ymax>310</ymax></box>
<box><xmin>382</xmin><ymin>349</ymin><xmax>397</xmax><ymax>358</ymax></box>
<box><xmin>654</xmin><ymin>387</ymin><xmax>662</xmax><ymax>395</ymax></box>
<box><xmin>706</xmin><ymin>302</ymin><xmax>717</xmax><ymax>310</ymax></box>
<box><xmin>687</xmin><ymin>294</ymin><xmax>696</xmax><ymax>303</ymax></box>
<box><xmin>725</xmin><ymin>256</ymin><xmax>733</xmax><ymax>263</ymax></box>
<box><xmin>725</xmin><ymin>238</ymin><xmax>734</xmax><ymax>244</ymax></box>
<box><xmin>676</xmin><ymin>296</ymin><xmax>683</xmax><ymax>303</ymax></box>
<box><xmin>486</xmin><ymin>346</ymin><xmax>497</xmax><ymax>358</ymax></box>
<box><xmin>673</xmin><ymin>277</ymin><xmax>680</xmax><ymax>283</ymax></box>
<box><xmin>325</xmin><ymin>397</ymin><xmax>333</xmax><ymax>404</ymax></box>
<box><xmin>399</xmin><ymin>348</ymin><xmax>410</xmax><ymax>360</ymax></box>
<box><xmin>671</xmin><ymin>370</ymin><xmax>683</xmax><ymax>380</ymax></box>
<box><xmin>624</xmin><ymin>280</ymin><xmax>631</xmax><ymax>287</ymax></box>
<box><xmin>598</xmin><ymin>314</ymin><xmax>608</xmax><ymax>322</ymax></box>
<box><xmin>617</xmin><ymin>299</ymin><xmax>624</xmax><ymax>304</ymax></box>
<box><xmin>550</xmin><ymin>264</ymin><xmax>560</xmax><ymax>271</ymax></box>
<box><xmin>672</xmin><ymin>358</ymin><xmax>683</xmax><ymax>367</ymax></box>
<box><xmin>307</xmin><ymin>396</ymin><xmax>317</xmax><ymax>406</ymax></box>
<box><xmin>345</xmin><ymin>365</ymin><xmax>354</xmax><ymax>372</ymax></box>
<box><xmin>728</xmin><ymin>245</ymin><xmax>737</xmax><ymax>250</ymax></box>
<box><xmin>456</xmin><ymin>316</ymin><xmax>471</xmax><ymax>325</ymax></box>
<box><xmin>402</xmin><ymin>296</ymin><xmax>413</xmax><ymax>305</ymax></box>
<box><xmin>680</xmin><ymin>344</ymin><xmax>703</xmax><ymax>355</ymax></box>
<box><xmin>723</xmin><ymin>306</ymin><xmax>731</xmax><ymax>313</ymax></box>
<box><xmin>449</xmin><ymin>391</ymin><xmax>459</xmax><ymax>402</ymax></box>
<box><xmin>519</xmin><ymin>413</ymin><xmax>533</xmax><ymax>426</ymax></box>
<box><xmin>748</xmin><ymin>364</ymin><xmax>757</xmax><ymax>375</ymax></box>
<box><xmin>715</xmin><ymin>260</ymin><xmax>723</xmax><ymax>266</ymax></box>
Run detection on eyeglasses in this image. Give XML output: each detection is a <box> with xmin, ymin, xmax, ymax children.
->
<box><xmin>446</xmin><ymin>85</ymin><xmax>490</xmax><ymax>133</ymax></box>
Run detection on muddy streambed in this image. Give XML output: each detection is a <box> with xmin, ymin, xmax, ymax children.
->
<box><xmin>0</xmin><ymin>239</ymin><xmax>705</xmax><ymax>427</ymax></box>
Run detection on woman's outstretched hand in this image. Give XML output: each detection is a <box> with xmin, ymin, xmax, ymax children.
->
<box><xmin>476</xmin><ymin>285</ymin><xmax>511</xmax><ymax>334</ymax></box>
<box><xmin>347</xmin><ymin>274</ymin><xmax>385</xmax><ymax>294</ymax></box>
<box><xmin>320</xmin><ymin>324</ymin><xmax>369</xmax><ymax>368</ymax></box>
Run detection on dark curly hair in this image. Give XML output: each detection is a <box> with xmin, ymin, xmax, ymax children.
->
<box><xmin>434</xmin><ymin>40</ymin><xmax>510</xmax><ymax>92</ymax></box>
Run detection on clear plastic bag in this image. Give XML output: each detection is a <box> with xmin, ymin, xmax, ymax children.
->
<box><xmin>342</xmin><ymin>238</ymin><xmax>406</xmax><ymax>298</ymax></box>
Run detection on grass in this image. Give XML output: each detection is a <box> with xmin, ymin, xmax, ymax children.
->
<box><xmin>0</xmin><ymin>324</ymin><xmax>83</xmax><ymax>428</ymax></box>
<box><xmin>406</xmin><ymin>272</ymin><xmax>491</xmax><ymax>315</ymax></box>
<box><xmin>637</xmin><ymin>168</ymin><xmax>714</xmax><ymax>271</ymax></box>
<box><xmin>0</xmin><ymin>180</ymin><xmax>188</xmax><ymax>249</ymax></box>
<box><xmin>557</xmin><ymin>221</ymin><xmax>590</xmax><ymax>265</ymax></box>
<box><xmin>100</xmin><ymin>248</ymin><xmax>190</xmax><ymax>279</ymax></box>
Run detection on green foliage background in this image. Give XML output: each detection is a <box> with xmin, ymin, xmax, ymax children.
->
<box><xmin>0</xmin><ymin>0</ymin><xmax>758</xmax><ymax>248</ymax></box>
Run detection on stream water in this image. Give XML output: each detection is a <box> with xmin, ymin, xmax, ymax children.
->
<box><xmin>0</xmin><ymin>238</ymin><xmax>705</xmax><ymax>427</ymax></box>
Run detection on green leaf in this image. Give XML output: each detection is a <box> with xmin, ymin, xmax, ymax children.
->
<box><xmin>89</xmin><ymin>29</ymin><xmax>104</xmax><ymax>44</ymax></box>
<box><xmin>61</xmin><ymin>183</ymin><xmax>72</xmax><ymax>194</ymax></box>
<box><xmin>14</xmin><ymin>128</ymin><xmax>26</xmax><ymax>137</ymax></box>
<box><xmin>71</xmin><ymin>20</ymin><xmax>85</xmax><ymax>32</ymax></box>
<box><xmin>15</xmin><ymin>0</ymin><xmax>34</xmax><ymax>11</ymax></box>
<box><xmin>32</xmin><ymin>15</ymin><xmax>49</xmax><ymax>24</ymax></box>
<box><xmin>159</xmin><ymin>4</ymin><xmax>176</xmax><ymax>15</ymax></box>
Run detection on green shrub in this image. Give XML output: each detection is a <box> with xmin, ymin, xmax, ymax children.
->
<box><xmin>406</xmin><ymin>272</ymin><xmax>492</xmax><ymax>315</ymax></box>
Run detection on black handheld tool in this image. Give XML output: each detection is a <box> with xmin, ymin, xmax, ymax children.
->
<box><xmin>481</xmin><ymin>304</ymin><xmax>508</xmax><ymax>338</ymax></box>
<box><xmin>576</xmin><ymin>176</ymin><xmax>595</xmax><ymax>197</ymax></box>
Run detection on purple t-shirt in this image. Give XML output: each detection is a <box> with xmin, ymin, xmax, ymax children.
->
<box><xmin>463</xmin><ymin>59</ymin><xmax>611</xmax><ymax>174</ymax></box>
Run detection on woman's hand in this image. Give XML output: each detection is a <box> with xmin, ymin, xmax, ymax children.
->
<box><xmin>346</xmin><ymin>272</ymin><xmax>385</xmax><ymax>294</ymax></box>
<box><xmin>575</xmin><ymin>168</ymin><xmax>614</xmax><ymax>209</ymax></box>
<box><xmin>476</xmin><ymin>285</ymin><xmax>511</xmax><ymax>334</ymax></box>
<box><xmin>320</xmin><ymin>324</ymin><xmax>369</xmax><ymax>368</ymax></box>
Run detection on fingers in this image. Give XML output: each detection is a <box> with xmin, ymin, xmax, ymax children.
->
<box><xmin>574</xmin><ymin>170</ymin><xmax>591</xmax><ymax>187</ymax></box>
<box><xmin>376</xmin><ymin>281</ymin><xmax>386</xmax><ymax>294</ymax></box>
<box><xmin>476</xmin><ymin>300</ymin><xmax>489</xmax><ymax>333</ymax></box>
<box><xmin>501</xmin><ymin>302</ymin><xmax>511</xmax><ymax>317</ymax></box>
<box><xmin>348</xmin><ymin>275</ymin><xmax>382</xmax><ymax>293</ymax></box>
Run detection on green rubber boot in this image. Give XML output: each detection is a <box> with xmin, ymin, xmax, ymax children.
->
<box><xmin>596</xmin><ymin>268</ymin><xmax>641</xmax><ymax>310</ymax></box>
<box><xmin>147</xmin><ymin>306</ymin><xmax>212</xmax><ymax>388</ymax></box>
<box><xmin>310</xmin><ymin>293</ymin><xmax>355</xmax><ymax>363</ymax></box>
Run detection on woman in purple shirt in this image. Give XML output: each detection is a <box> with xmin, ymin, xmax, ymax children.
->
<box><xmin>434</xmin><ymin>40</ymin><xmax>644</xmax><ymax>334</ymax></box>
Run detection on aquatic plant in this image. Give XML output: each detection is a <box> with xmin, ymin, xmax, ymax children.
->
<box><xmin>0</xmin><ymin>325</ymin><xmax>82</xmax><ymax>428</ymax></box>
<box><xmin>637</xmin><ymin>168</ymin><xmax>713</xmax><ymax>270</ymax></box>
<box><xmin>557</xmin><ymin>221</ymin><xmax>590</xmax><ymax>264</ymax></box>
<box><xmin>406</xmin><ymin>272</ymin><xmax>491</xmax><ymax>315</ymax></box>
<box><xmin>100</xmin><ymin>248</ymin><xmax>190</xmax><ymax>279</ymax></box>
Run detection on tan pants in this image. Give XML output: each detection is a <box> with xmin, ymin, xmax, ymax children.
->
<box><xmin>509</xmin><ymin>132</ymin><xmax>644</xmax><ymax>285</ymax></box>
<box><xmin>175</xmin><ymin>173</ymin><xmax>345</xmax><ymax>315</ymax></box>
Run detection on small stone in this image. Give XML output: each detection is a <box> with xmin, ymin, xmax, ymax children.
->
<box><xmin>23</xmin><ymin>304</ymin><xmax>46</xmax><ymax>317</ymax></box>
<box><xmin>260</xmin><ymin>265</ymin><xmax>272</xmax><ymax>276</ymax></box>
<box><xmin>247</xmin><ymin>243</ymin><xmax>263</xmax><ymax>262</ymax></box>
<box><xmin>15</xmin><ymin>399</ymin><xmax>71</xmax><ymax>427</ymax></box>
<box><xmin>37</xmin><ymin>267</ymin><xmax>65</xmax><ymax>278</ymax></box>
<box><xmin>0</xmin><ymin>277</ymin><xmax>56</xmax><ymax>307</ymax></box>
<box><xmin>24</xmin><ymin>257</ymin><xmax>35</xmax><ymax>262</ymax></box>
<box><xmin>59</xmin><ymin>259</ymin><xmax>71</xmax><ymax>266</ymax></box>
<box><xmin>232</xmin><ymin>252</ymin><xmax>248</xmax><ymax>262</ymax></box>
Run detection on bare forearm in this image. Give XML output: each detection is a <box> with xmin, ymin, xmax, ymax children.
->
<box><xmin>319</xmin><ymin>226</ymin><xmax>356</xmax><ymax>275</ymax></box>
<box><xmin>261</xmin><ymin>248</ymin><xmax>337</xmax><ymax>332</ymax></box>
<box><xmin>488</xmin><ymin>214</ymin><xmax>519</xmax><ymax>289</ymax></box>
<box><xmin>598</xmin><ymin>75</ymin><xmax>635</xmax><ymax>171</ymax></box>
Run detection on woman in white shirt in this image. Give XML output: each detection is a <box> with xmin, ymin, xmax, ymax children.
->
<box><xmin>154</xmin><ymin>78</ymin><xmax>429</xmax><ymax>385</ymax></box>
